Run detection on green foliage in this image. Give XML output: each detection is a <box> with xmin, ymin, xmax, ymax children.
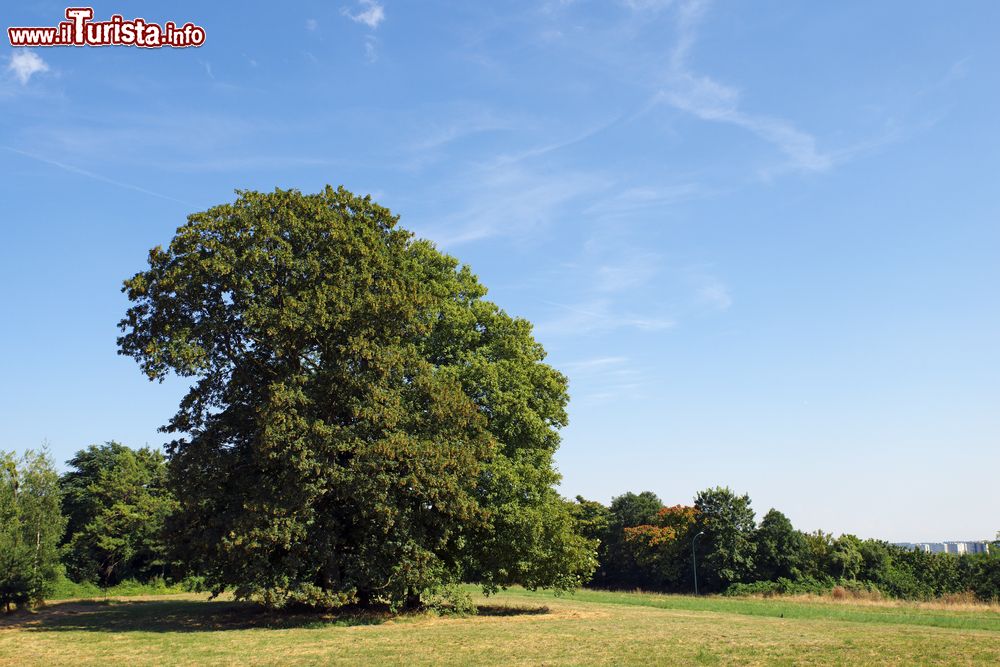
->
<box><xmin>693</xmin><ymin>487</ymin><xmax>757</xmax><ymax>592</ymax></box>
<box><xmin>425</xmin><ymin>582</ymin><xmax>479</xmax><ymax>616</ymax></box>
<box><xmin>609</xmin><ymin>492</ymin><xmax>663</xmax><ymax>530</ymax></box>
<box><xmin>0</xmin><ymin>449</ymin><xmax>66</xmax><ymax>610</ymax></box>
<box><xmin>48</xmin><ymin>573</ymin><xmax>194</xmax><ymax>600</ymax></box>
<box><xmin>724</xmin><ymin>576</ymin><xmax>833</xmax><ymax>597</ymax></box>
<box><xmin>577</xmin><ymin>489</ymin><xmax>996</xmax><ymax>603</ymax></box>
<box><xmin>60</xmin><ymin>442</ymin><xmax>177</xmax><ymax>586</ymax></box>
<box><xmin>117</xmin><ymin>185</ymin><xmax>594</xmax><ymax>609</ymax></box>
<box><xmin>856</xmin><ymin>538</ymin><xmax>893</xmax><ymax>584</ymax></box>
<box><xmin>754</xmin><ymin>509</ymin><xmax>807</xmax><ymax>582</ymax></box>
<box><xmin>800</xmin><ymin>530</ymin><xmax>836</xmax><ymax>579</ymax></box>
<box><xmin>568</xmin><ymin>495</ymin><xmax>611</xmax><ymax>545</ymax></box>
<box><xmin>593</xmin><ymin>491</ymin><xmax>664</xmax><ymax>589</ymax></box>
<box><xmin>970</xmin><ymin>550</ymin><xmax>1000</xmax><ymax>602</ymax></box>
<box><xmin>621</xmin><ymin>505</ymin><xmax>699</xmax><ymax>592</ymax></box>
<box><xmin>831</xmin><ymin>534</ymin><xmax>863</xmax><ymax>581</ymax></box>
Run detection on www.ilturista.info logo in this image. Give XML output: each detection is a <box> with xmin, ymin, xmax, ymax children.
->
<box><xmin>8</xmin><ymin>7</ymin><xmax>205</xmax><ymax>48</ymax></box>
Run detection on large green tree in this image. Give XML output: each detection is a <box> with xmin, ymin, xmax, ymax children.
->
<box><xmin>61</xmin><ymin>442</ymin><xmax>176</xmax><ymax>586</ymax></box>
<box><xmin>0</xmin><ymin>449</ymin><xmax>65</xmax><ymax>611</ymax></box>
<box><xmin>118</xmin><ymin>186</ymin><xmax>594</xmax><ymax>609</ymax></box>
<box><xmin>693</xmin><ymin>486</ymin><xmax>756</xmax><ymax>592</ymax></box>
<box><xmin>754</xmin><ymin>508</ymin><xmax>807</xmax><ymax>582</ymax></box>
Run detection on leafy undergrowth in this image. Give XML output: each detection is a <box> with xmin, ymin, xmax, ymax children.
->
<box><xmin>47</xmin><ymin>576</ymin><xmax>195</xmax><ymax>601</ymax></box>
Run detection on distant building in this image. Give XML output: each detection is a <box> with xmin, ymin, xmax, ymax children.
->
<box><xmin>893</xmin><ymin>541</ymin><xmax>990</xmax><ymax>555</ymax></box>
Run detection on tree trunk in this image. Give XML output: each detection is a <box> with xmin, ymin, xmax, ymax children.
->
<box><xmin>404</xmin><ymin>588</ymin><xmax>421</xmax><ymax>610</ymax></box>
<box><xmin>32</xmin><ymin>529</ymin><xmax>40</xmax><ymax>586</ymax></box>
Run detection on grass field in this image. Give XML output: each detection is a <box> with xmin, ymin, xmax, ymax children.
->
<box><xmin>2</xmin><ymin>587</ymin><xmax>999</xmax><ymax>666</ymax></box>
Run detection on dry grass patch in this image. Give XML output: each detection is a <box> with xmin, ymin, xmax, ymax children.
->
<box><xmin>766</xmin><ymin>591</ymin><xmax>1000</xmax><ymax>614</ymax></box>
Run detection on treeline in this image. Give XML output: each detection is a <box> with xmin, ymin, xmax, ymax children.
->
<box><xmin>3</xmin><ymin>445</ymin><xmax>998</xmax><ymax>611</ymax></box>
<box><xmin>568</xmin><ymin>488</ymin><xmax>1000</xmax><ymax>601</ymax></box>
<box><xmin>2</xmin><ymin>445</ymin><xmax>175</xmax><ymax>610</ymax></box>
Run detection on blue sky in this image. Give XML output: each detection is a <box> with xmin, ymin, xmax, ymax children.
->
<box><xmin>1</xmin><ymin>1</ymin><xmax>997</xmax><ymax>542</ymax></box>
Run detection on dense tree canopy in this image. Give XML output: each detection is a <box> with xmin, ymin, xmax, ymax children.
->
<box><xmin>61</xmin><ymin>442</ymin><xmax>176</xmax><ymax>586</ymax></box>
<box><xmin>573</xmin><ymin>487</ymin><xmax>999</xmax><ymax>602</ymax></box>
<box><xmin>591</xmin><ymin>491</ymin><xmax>664</xmax><ymax>589</ymax></box>
<box><xmin>622</xmin><ymin>505</ymin><xmax>698</xmax><ymax>591</ymax></box>
<box><xmin>0</xmin><ymin>450</ymin><xmax>65</xmax><ymax>610</ymax></box>
<box><xmin>118</xmin><ymin>186</ymin><xmax>594</xmax><ymax>609</ymax></box>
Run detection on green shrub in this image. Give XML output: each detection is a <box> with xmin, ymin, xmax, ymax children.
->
<box><xmin>47</xmin><ymin>575</ymin><xmax>191</xmax><ymax>600</ymax></box>
<box><xmin>725</xmin><ymin>576</ymin><xmax>834</xmax><ymax>597</ymax></box>
<box><xmin>426</xmin><ymin>584</ymin><xmax>479</xmax><ymax>616</ymax></box>
<box><xmin>723</xmin><ymin>581</ymin><xmax>782</xmax><ymax>597</ymax></box>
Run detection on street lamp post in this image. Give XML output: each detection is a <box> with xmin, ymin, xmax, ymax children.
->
<box><xmin>692</xmin><ymin>531</ymin><xmax>705</xmax><ymax>595</ymax></box>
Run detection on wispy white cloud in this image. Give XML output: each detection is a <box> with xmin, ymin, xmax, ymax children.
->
<box><xmin>561</xmin><ymin>356</ymin><xmax>630</xmax><ymax>372</ymax></box>
<box><xmin>490</xmin><ymin>116</ymin><xmax>621</xmax><ymax>167</ymax></box>
<box><xmin>560</xmin><ymin>354</ymin><xmax>648</xmax><ymax>403</ymax></box>
<box><xmin>18</xmin><ymin>111</ymin><xmax>268</xmax><ymax>166</ymax></box>
<box><xmin>410</xmin><ymin>114</ymin><xmax>632</xmax><ymax>245</ymax></box>
<box><xmin>408</xmin><ymin>111</ymin><xmax>512</xmax><ymax>152</ymax></box>
<box><xmin>364</xmin><ymin>36</ymin><xmax>379</xmax><ymax>63</ymax></box>
<box><xmin>683</xmin><ymin>266</ymin><xmax>732</xmax><ymax>311</ymax></box>
<box><xmin>583</xmin><ymin>182</ymin><xmax>706</xmax><ymax>217</ymax></box>
<box><xmin>594</xmin><ymin>254</ymin><xmax>661</xmax><ymax>293</ymax></box>
<box><xmin>305</xmin><ymin>18</ymin><xmax>319</xmax><ymax>32</ymax></box>
<box><xmin>694</xmin><ymin>278</ymin><xmax>732</xmax><ymax>311</ymax></box>
<box><xmin>659</xmin><ymin>0</ymin><xmax>833</xmax><ymax>173</ymax></box>
<box><xmin>536</xmin><ymin>299</ymin><xmax>675</xmax><ymax>337</ymax></box>
<box><xmin>8</xmin><ymin>50</ymin><xmax>49</xmax><ymax>85</ymax></box>
<box><xmin>417</xmin><ymin>164</ymin><xmax>605</xmax><ymax>247</ymax></box>
<box><xmin>621</xmin><ymin>0</ymin><xmax>676</xmax><ymax>11</ymax></box>
<box><xmin>341</xmin><ymin>2</ymin><xmax>385</xmax><ymax>61</ymax></box>
<box><xmin>4</xmin><ymin>107</ymin><xmax>335</xmax><ymax>178</ymax></box>
<box><xmin>915</xmin><ymin>56</ymin><xmax>971</xmax><ymax>97</ymax></box>
<box><xmin>2</xmin><ymin>146</ymin><xmax>190</xmax><ymax>204</ymax></box>
<box><xmin>343</xmin><ymin>1</ymin><xmax>385</xmax><ymax>29</ymax></box>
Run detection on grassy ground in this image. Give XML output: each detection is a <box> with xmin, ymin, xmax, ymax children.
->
<box><xmin>2</xmin><ymin>587</ymin><xmax>998</xmax><ymax>666</ymax></box>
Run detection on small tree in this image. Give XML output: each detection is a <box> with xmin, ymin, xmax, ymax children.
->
<box><xmin>831</xmin><ymin>534</ymin><xmax>863</xmax><ymax>581</ymax></box>
<box><xmin>61</xmin><ymin>442</ymin><xmax>176</xmax><ymax>586</ymax></box>
<box><xmin>0</xmin><ymin>450</ymin><xmax>66</xmax><ymax>611</ymax></box>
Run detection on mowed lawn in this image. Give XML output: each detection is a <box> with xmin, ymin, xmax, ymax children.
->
<box><xmin>3</xmin><ymin>587</ymin><xmax>999</xmax><ymax>666</ymax></box>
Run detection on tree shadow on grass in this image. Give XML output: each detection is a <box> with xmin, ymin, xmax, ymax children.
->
<box><xmin>2</xmin><ymin>599</ymin><xmax>551</xmax><ymax>634</ymax></box>
<box><xmin>2</xmin><ymin>599</ymin><xmax>392</xmax><ymax>633</ymax></box>
<box><xmin>476</xmin><ymin>604</ymin><xmax>550</xmax><ymax>617</ymax></box>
